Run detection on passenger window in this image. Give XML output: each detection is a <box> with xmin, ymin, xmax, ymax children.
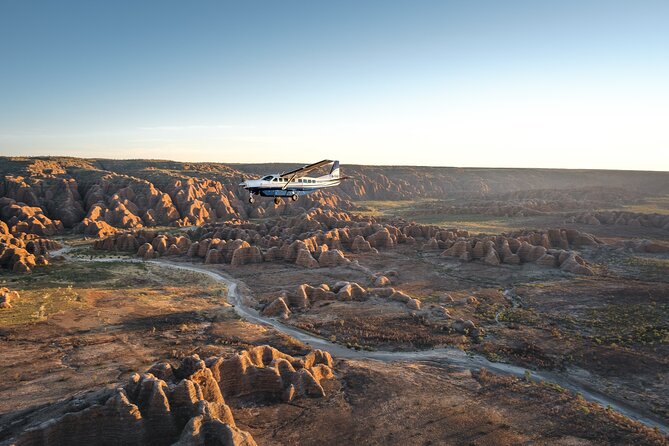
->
<box><xmin>272</xmin><ymin>178</ymin><xmax>278</xmax><ymax>182</ymax></box>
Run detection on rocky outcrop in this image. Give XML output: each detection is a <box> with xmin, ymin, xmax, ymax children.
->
<box><xmin>442</xmin><ymin>240</ymin><xmax>469</xmax><ymax>258</ymax></box>
<box><xmin>351</xmin><ymin>235</ymin><xmax>374</xmax><ymax>253</ymax></box>
<box><xmin>568</xmin><ymin>211</ymin><xmax>669</xmax><ymax>231</ymax></box>
<box><xmin>183</xmin><ymin>209</ymin><xmax>414</xmax><ymax>269</ymax></box>
<box><xmin>317</xmin><ymin>249</ymin><xmax>350</xmax><ymax>268</ymax></box>
<box><xmin>205</xmin><ymin>249</ymin><xmax>223</xmax><ymax>264</ymax></box>
<box><xmin>372</xmin><ymin>274</ymin><xmax>391</xmax><ymax>287</ymax></box>
<box><xmin>0</xmin><ymin>287</ymin><xmax>19</xmax><ymax>309</ymax></box>
<box><xmin>137</xmin><ymin>242</ymin><xmax>156</xmax><ymax>260</ymax></box>
<box><xmin>387</xmin><ymin>290</ymin><xmax>422</xmax><ymax>310</ymax></box>
<box><xmin>336</xmin><ymin>282</ymin><xmax>367</xmax><ymax>301</ymax></box>
<box><xmin>451</xmin><ymin>318</ymin><xmax>482</xmax><ymax>338</ymax></box>
<box><xmin>230</xmin><ymin>246</ymin><xmax>263</xmax><ymax>266</ymax></box>
<box><xmin>0</xmin><ymin>231</ymin><xmax>60</xmax><ymax>273</ymax></box>
<box><xmin>207</xmin><ymin>345</ymin><xmax>334</xmax><ymax>402</ymax></box>
<box><xmin>0</xmin><ymin>159</ymin><xmax>360</xmax><ymax>239</ymax></box>
<box><xmin>93</xmin><ymin>230</ymin><xmax>191</xmax><ymax>256</ymax></box>
<box><xmin>536</xmin><ymin>253</ymin><xmax>557</xmax><ymax>267</ymax></box>
<box><xmin>77</xmin><ymin>218</ymin><xmax>119</xmax><ymax>238</ymax></box>
<box><xmin>438</xmin><ymin>228</ymin><xmax>599</xmax><ymax>275</ymax></box>
<box><xmin>9</xmin><ymin>346</ymin><xmax>334</xmax><ymax>446</ymax></box>
<box><xmin>342</xmin><ymin>286</ymin><xmax>424</xmax><ymax>311</ymax></box>
<box><xmin>91</xmin><ymin>207</ymin><xmax>603</xmax><ymax>277</ymax></box>
<box><xmin>295</xmin><ymin>249</ymin><xmax>319</xmax><ymax>269</ymax></box>
<box><xmin>278</xmin><ymin>283</ymin><xmax>344</xmax><ymax>310</ymax></box>
<box><xmin>0</xmin><ymin>197</ymin><xmax>64</xmax><ymax>236</ymax></box>
<box><xmin>483</xmin><ymin>249</ymin><xmax>500</xmax><ymax>266</ymax></box>
<box><xmin>559</xmin><ymin>254</ymin><xmax>595</xmax><ymax>275</ymax></box>
<box><xmin>12</xmin><ymin>357</ymin><xmax>252</xmax><ymax>446</ymax></box>
<box><xmin>261</xmin><ymin>297</ymin><xmax>292</xmax><ymax>319</ymax></box>
<box><xmin>367</xmin><ymin>228</ymin><xmax>395</xmax><ymax>249</ymax></box>
<box><xmin>423</xmin><ymin>237</ymin><xmax>440</xmax><ymax>250</ymax></box>
<box><xmin>173</xmin><ymin>416</ymin><xmax>256</xmax><ymax>446</ymax></box>
<box><xmin>617</xmin><ymin>239</ymin><xmax>669</xmax><ymax>253</ymax></box>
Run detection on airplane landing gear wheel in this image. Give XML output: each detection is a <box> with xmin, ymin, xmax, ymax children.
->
<box><xmin>291</xmin><ymin>194</ymin><xmax>298</xmax><ymax>202</ymax></box>
<box><xmin>248</xmin><ymin>196</ymin><xmax>255</xmax><ymax>204</ymax></box>
<box><xmin>274</xmin><ymin>197</ymin><xmax>281</xmax><ymax>205</ymax></box>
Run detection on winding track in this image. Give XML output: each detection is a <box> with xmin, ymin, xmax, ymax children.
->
<box><xmin>54</xmin><ymin>246</ymin><xmax>669</xmax><ymax>434</ymax></box>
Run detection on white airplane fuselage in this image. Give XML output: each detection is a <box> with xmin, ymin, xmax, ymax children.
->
<box><xmin>239</xmin><ymin>160</ymin><xmax>342</xmax><ymax>202</ymax></box>
<box><xmin>241</xmin><ymin>174</ymin><xmax>340</xmax><ymax>197</ymax></box>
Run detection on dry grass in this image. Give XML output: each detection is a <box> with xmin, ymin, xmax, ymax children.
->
<box><xmin>354</xmin><ymin>199</ymin><xmax>523</xmax><ymax>232</ymax></box>
<box><xmin>619</xmin><ymin>195</ymin><xmax>669</xmax><ymax>215</ymax></box>
<box><xmin>0</xmin><ymin>261</ymin><xmax>227</xmax><ymax>327</ymax></box>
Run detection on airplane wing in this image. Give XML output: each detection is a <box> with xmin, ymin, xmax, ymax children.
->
<box><xmin>280</xmin><ymin>159</ymin><xmax>333</xmax><ymax>179</ymax></box>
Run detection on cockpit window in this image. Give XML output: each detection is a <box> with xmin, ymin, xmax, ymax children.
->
<box><xmin>262</xmin><ymin>175</ymin><xmax>273</xmax><ymax>181</ymax></box>
<box><xmin>272</xmin><ymin>178</ymin><xmax>278</xmax><ymax>182</ymax></box>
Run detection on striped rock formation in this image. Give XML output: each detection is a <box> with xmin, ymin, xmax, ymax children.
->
<box><xmin>9</xmin><ymin>346</ymin><xmax>334</xmax><ymax>446</ymax></box>
<box><xmin>0</xmin><ymin>227</ymin><xmax>60</xmax><ymax>273</ymax></box>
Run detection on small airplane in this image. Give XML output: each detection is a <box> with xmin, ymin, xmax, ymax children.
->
<box><xmin>239</xmin><ymin>159</ymin><xmax>346</xmax><ymax>205</ymax></box>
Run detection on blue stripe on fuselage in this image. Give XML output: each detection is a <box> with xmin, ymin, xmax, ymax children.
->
<box><xmin>247</xmin><ymin>188</ymin><xmax>318</xmax><ymax>197</ymax></box>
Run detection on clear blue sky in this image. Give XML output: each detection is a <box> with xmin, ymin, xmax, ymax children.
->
<box><xmin>1</xmin><ymin>0</ymin><xmax>668</xmax><ymax>170</ymax></box>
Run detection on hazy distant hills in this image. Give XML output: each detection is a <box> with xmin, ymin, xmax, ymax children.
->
<box><xmin>232</xmin><ymin>162</ymin><xmax>669</xmax><ymax>200</ymax></box>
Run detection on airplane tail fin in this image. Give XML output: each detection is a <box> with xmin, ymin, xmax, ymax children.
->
<box><xmin>329</xmin><ymin>161</ymin><xmax>340</xmax><ymax>179</ymax></box>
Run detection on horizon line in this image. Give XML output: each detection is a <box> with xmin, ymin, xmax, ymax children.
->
<box><xmin>2</xmin><ymin>154</ymin><xmax>668</xmax><ymax>174</ymax></box>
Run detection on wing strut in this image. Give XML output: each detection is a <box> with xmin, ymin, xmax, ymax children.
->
<box><xmin>282</xmin><ymin>173</ymin><xmax>298</xmax><ymax>190</ymax></box>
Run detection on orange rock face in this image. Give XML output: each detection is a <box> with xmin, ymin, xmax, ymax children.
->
<box><xmin>9</xmin><ymin>346</ymin><xmax>334</xmax><ymax>446</ymax></box>
<box><xmin>2</xmin><ymin>159</ymin><xmax>358</xmax><ymax>242</ymax></box>
<box><xmin>0</xmin><ymin>287</ymin><xmax>19</xmax><ymax>309</ymax></box>
<box><xmin>77</xmin><ymin>218</ymin><xmax>119</xmax><ymax>238</ymax></box>
<box><xmin>0</xmin><ymin>230</ymin><xmax>60</xmax><ymax>273</ymax></box>
<box><xmin>0</xmin><ymin>197</ymin><xmax>64</xmax><ymax>236</ymax></box>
